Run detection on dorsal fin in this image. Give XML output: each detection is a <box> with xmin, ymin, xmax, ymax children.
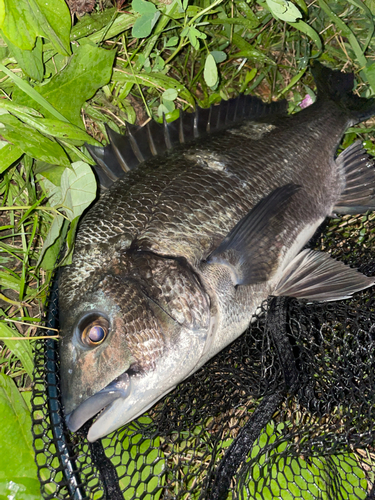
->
<box><xmin>86</xmin><ymin>94</ymin><xmax>288</xmax><ymax>190</ymax></box>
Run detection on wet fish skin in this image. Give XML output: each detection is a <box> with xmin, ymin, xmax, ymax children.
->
<box><xmin>59</xmin><ymin>63</ymin><xmax>375</xmax><ymax>441</ymax></box>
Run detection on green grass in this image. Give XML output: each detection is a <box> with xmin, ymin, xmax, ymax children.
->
<box><xmin>1</xmin><ymin>0</ymin><xmax>375</xmax><ymax>496</ymax></box>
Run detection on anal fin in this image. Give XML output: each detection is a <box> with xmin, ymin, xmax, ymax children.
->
<box><xmin>275</xmin><ymin>249</ymin><xmax>374</xmax><ymax>301</ymax></box>
<box><xmin>334</xmin><ymin>141</ymin><xmax>375</xmax><ymax>214</ymax></box>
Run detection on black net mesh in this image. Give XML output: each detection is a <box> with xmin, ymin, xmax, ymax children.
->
<box><xmin>31</xmin><ymin>212</ymin><xmax>375</xmax><ymax>499</ymax></box>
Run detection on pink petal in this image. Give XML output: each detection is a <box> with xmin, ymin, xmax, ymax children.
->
<box><xmin>300</xmin><ymin>94</ymin><xmax>313</xmax><ymax>109</ymax></box>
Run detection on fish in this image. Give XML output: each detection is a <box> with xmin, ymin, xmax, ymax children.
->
<box><xmin>59</xmin><ymin>62</ymin><xmax>375</xmax><ymax>442</ymax></box>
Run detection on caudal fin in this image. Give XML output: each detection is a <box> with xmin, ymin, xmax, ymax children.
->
<box><xmin>333</xmin><ymin>141</ymin><xmax>375</xmax><ymax>214</ymax></box>
<box><xmin>312</xmin><ymin>61</ymin><xmax>375</xmax><ymax>124</ymax></box>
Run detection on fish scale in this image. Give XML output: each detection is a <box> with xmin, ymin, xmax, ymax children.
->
<box><xmin>59</xmin><ymin>62</ymin><xmax>375</xmax><ymax>442</ymax></box>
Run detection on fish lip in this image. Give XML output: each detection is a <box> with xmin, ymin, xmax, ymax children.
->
<box><xmin>65</xmin><ymin>371</ymin><xmax>131</xmax><ymax>433</ymax></box>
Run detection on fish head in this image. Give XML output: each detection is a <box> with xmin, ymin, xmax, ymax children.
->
<box><xmin>59</xmin><ymin>251</ymin><xmax>211</xmax><ymax>441</ymax></box>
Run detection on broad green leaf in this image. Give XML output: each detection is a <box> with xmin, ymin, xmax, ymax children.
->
<box><xmin>2</xmin><ymin>33</ymin><xmax>43</xmax><ymax>81</ymax></box>
<box><xmin>13</xmin><ymin>44</ymin><xmax>116</xmax><ymax>128</ymax></box>
<box><xmin>211</xmin><ymin>50</ymin><xmax>227</xmax><ymax>63</ymax></box>
<box><xmin>39</xmin><ymin>219</ymin><xmax>68</xmax><ymax>271</ymax></box>
<box><xmin>34</xmin><ymin>161</ymin><xmax>66</xmax><ymax>186</ymax></box>
<box><xmin>240</xmin><ymin>68</ymin><xmax>257</xmax><ymax>92</ymax></box>
<box><xmin>0</xmin><ymin>478</ymin><xmax>50</xmax><ymax>500</ymax></box>
<box><xmin>60</xmin><ymin>161</ymin><xmax>97</xmax><ymax>220</ymax></box>
<box><xmin>132</xmin><ymin>0</ymin><xmax>158</xmax><ymax>14</ymax></box>
<box><xmin>365</xmin><ymin>0</ymin><xmax>375</xmax><ymax>14</ymax></box>
<box><xmin>39</xmin><ymin>163</ymin><xmax>97</xmax><ymax>220</ymax></box>
<box><xmin>0</xmin><ymin>34</ymin><xmax>8</xmax><ymax>59</ymax></box>
<box><xmin>236</xmin><ymin>1</ymin><xmax>261</xmax><ymax>27</ymax></box>
<box><xmin>0</xmin><ymin>114</ymin><xmax>70</xmax><ymax>166</ymax></box>
<box><xmin>43</xmin><ymin>50</ymin><xmax>69</xmax><ymax>76</ymax></box>
<box><xmin>59</xmin><ymin>216</ymin><xmax>80</xmax><ymax>266</ymax></box>
<box><xmin>0</xmin><ymin>373</ymin><xmax>40</xmax><ymax>499</ymax></box>
<box><xmin>0</xmin><ymin>62</ymin><xmax>69</xmax><ymax>123</ymax></box>
<box><xmin>204</xmin><ymin>53</ymin><xmax>218</xmax><ymax>87</ymax></box>
<box><xmin>0</xmin><ymin>101</ymin><xmax>101</xmax><ymax>145</ymax></box>
<box><xmin>113</xmin><ymin>69</ymin><xmax>195</xmax><ymax>107</ymax></box>
<box><xmin>0</xmin><ymin>0</ymin><xmax>4</xmax><ymax>26</ymax></box>
<box><xmin>132</xmin><ymin>11</ymin><xmax>161</xmax><ymax>38</ymax></box>
<box><xmin>21</xmin><ymin>391</ymin><xmax>32</xmax><ymax>411</ymax></box>
<box><xmin>0</xmin><ymin>0</ymin><xmax>70</xmax><ymax>56</ymax></box>
<box><xmin>189</xmin><ymin>26</ymin><xmax>207</xmax><ymax>40</ymax></box>
<box><xmin>162</xmin><ymin>88</ymin><xmax>178</xmax><ymax>101</ymax></box>
<box><xmin>23</xmin><ymin>117</ymin><xmax>100</xmax><ymax>145</ymax></box>
<box><xmin>37</xmin><ymin>171</ymin><xmax>63</xmax><ymax>197</ymax></box>
<box><xmin>158</xmin><ymin>103</ymin><xmax>169</xmax><ymax>116</ymax></box>
<box><xmin>0</xmin><ymin>270</ymin><xmax>23</xmax><ymax>293</ymax></box>
<box><xmin>153</xmin><ymin>55</ymin><xmax>165</xmax><ymax>71</ymax></box>
<box><xmin>0</xmin><ymin>141</ymin><xmax>23</xmax><ymax>174</ymax></box>
<box><xmin>232</xmin><ymin>33</ymin><xmax>275</xmax><ymax>64</ymax></box>
<box><xmin>266</xmin><ymin>0</ymin><xmax>302</xmax><ymax>22</ymax></box>
<box><xmin>132</xmin><ymin>0</ymin><xmax>161</xmax><ymax>38</ymax></box>
<box><xmin>181</xmin><ymin>26</ymin><xmax>206</xmax><ymax>50</ymax></box>
<box><xmin>29</xmin><ymin>0</ymin><xmax>71</xmax><ymax>56</ymax></box>
<box><xmin>38</xmin><ymin>162</ymin><xmax>96</xmax><ymax>266</ymax></box>
<box><xmin>38</xmin><ymin>172</ymin><xmax>65</xmax><ymax>206</ymax></box>
<box><xmin>0</xmin><ymin>0</ymin><xmax>39</xmax><ymax>50</ymax></box>
<box><xmin>187</xmin><ymin>30</ymin><xmax>199</xmax><ymax>50</ymax></box>
<box><xmin>37</xmin><ymin>213</ymin><xmax>64</xmax><ymax>268</ymax></box>
<box><xmin>160</xmin><ymin>99</ymin><xmax>174</xmax><ymax>113</ymax></box>
<box><xmin>0</xmin><ymin>324</ymin><xmax>34</xmax><ymax>379</ymax></box>
<box><xmin>165</xmin><ymin>36</ymin><xmax>178</xmax><ymax>47</ymax></box>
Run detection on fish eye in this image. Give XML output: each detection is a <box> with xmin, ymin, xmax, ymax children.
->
<box><xmin>88</xmin><ymin>325</ymin><xmax>105</xmax><ymax>343</ymax></box>
<box><xmin>77</xmin><ymin>313</ymin><xmax>110</xmax><ymax>347</ymax></box>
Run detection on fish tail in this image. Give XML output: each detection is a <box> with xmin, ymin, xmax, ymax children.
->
<box><xmin>311</xmin><ymin>61</ymin><xmax>375</xmax><ymax>124</ymax></box>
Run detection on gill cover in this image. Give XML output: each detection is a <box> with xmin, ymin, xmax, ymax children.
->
<box><xmin>59</xmin><ymin>275</ymin><xmax>167</xmax><ymax>416</ymax></box>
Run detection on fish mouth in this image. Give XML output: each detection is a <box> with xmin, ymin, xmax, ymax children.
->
<box><xmin>65</xmin><ymin>371</ymin><xmax>131</xmax><ymax>433</ymax></box>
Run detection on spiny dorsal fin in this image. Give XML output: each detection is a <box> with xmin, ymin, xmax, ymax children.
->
<box><xmin>105</xmin><ymin>124</ymin><xmax>139</xmax><ymax>171</ymax></box>
<box><xmin>87</xmin><ymin>94</ymin><xmax>288</xmax><ymax>189</ymax></box>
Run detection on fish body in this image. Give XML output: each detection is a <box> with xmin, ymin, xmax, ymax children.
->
<box><xmin>59</xmin><ymin>63</ymin><xmax>375</xmax><ymax>442</ymax></box>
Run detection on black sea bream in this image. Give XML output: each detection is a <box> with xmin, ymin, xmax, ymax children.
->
<box><xmin>59</xmin><ymin>62</ymin><xmax>375</xmax><ymax>442</ymax></box>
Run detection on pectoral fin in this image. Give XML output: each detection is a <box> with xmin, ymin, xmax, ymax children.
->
<box><xmin>275</xmin><ymin>249</ymin><xmax>374</xmax><ymax>301</ymax></box>
<box><xmin>207</xmin><ymin>184</ymin><xmax>301</xmax><ymax>285</ymax></box>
